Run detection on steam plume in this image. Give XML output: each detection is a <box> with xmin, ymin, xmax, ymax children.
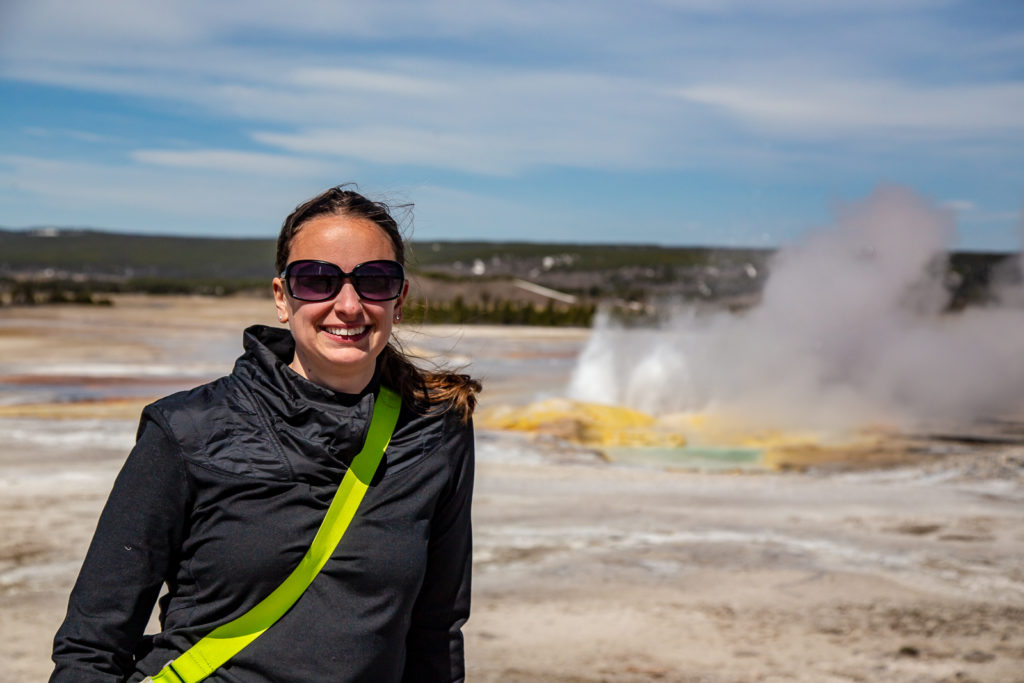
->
<box><xmin>569</xmin><ymin>186</ymin><xmax>1024</xmax><ymax>431</ymax></box>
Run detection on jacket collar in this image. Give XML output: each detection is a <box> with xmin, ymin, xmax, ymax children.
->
<box><xmin>232</xmin><ymin>325</ymin><xmax>380</xmax><ymax>462</ymax></box>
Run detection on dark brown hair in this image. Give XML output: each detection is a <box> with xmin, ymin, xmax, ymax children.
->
<box><xmin>277</xmin><ymin>185</ymin><xmax>480</xmax><ymax>420</ymax></box>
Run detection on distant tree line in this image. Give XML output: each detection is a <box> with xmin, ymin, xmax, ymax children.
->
<box><xmin>0</xmin><ymin>277</ymin><xmax>267</xmax><ymax>306</ymax></box>
<box><xmin>0</xmin><ymin>277</ymin><xmax>600</xmax><ymax>326</ymax></box>
<box><xmin>3</xmin><ymin>279</ymin><xmax>113</xmax><ymax>306</ymax></box>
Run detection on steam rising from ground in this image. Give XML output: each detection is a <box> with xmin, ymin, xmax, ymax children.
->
<box><xmin>569</xmin><ymin>187</ymin><xmax>1024</xmax><ymax>432</ymax></box>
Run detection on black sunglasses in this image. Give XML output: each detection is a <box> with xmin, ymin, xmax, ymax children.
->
<box><xmin>280</xmin><ymin>259</ymin><xmax>406</xmax><ymax>302</ymax></box>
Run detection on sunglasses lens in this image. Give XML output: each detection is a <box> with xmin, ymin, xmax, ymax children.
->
<box><xmin>288</xmin><ymin>262</ymin><xmax>341</xmax><ymax>301</ymax></box>
<box><xmin>285</xmin><ymin>260</ymin><xmax>404</xmax><ymax>302</ymax></box>
<box><xmin>353</xmin><ymin>261</ymin><xmax>404</xmax><ymax>301</ymax></box>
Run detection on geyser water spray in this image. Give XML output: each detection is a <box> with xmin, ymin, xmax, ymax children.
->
<box><xmin>569</xmin><ymin>186</ymin><xmax>1024</xmax><ymax>432</ymax></box>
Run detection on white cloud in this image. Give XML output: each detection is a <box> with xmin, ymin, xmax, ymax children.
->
<box><xmin>4</xmin><ymin>0</ymin><xmax>1022</xmax><ymax>177</ymax></box>
<box><xmin>646</xmin><ymin>0</ymin><xmax>952</xmax><ymax>11</ymax></box>
<box><xmin>940</xmin><ymin>199</ymin><xmax>975</xmax><ymax>213</ymax></box>
<box><xmin>2</xmin><ymin>0</ymin><xmax>1023</xmax><ymax>247</ymax></box>
<box><xmin>0</xmin><ymin>1</ymin><xmax>200</xmax><ymax>47</ymax></box>
<box><xmin>289</xmin><ymin>67</ymin><xmax>457</xmax><ymax>97</ymax></box>
<box><xmin>0</xmin><ymin>154</ymin><xmax>323</xmax><ymax>233</ymax></box>
<box><xmin>2</xmin><ymin>63</ymin><xmax>203</xmax><ymax>102</ymax></box>
<box><xmin>4</xmin><ymin>49</ymin><xmax>697</xmax><ymax>172</ymax></box>
<box><xmin>131</xmin><ymin>148</ymin><xmax>332</xmax><ymax>176</ymax></box>
<box><xmin>676</xmin><ymin>79</ymin><xmax>1024</xmax><ymax>135</ymax></box>
<box><xmin>253</xmin><ymin>128</ymin><xmax>513</xmax><ymax>175</ymax></box>
<box><xmin>251</xmin><ymin>96</ymin><xmax>685</xmax><ymax>175</ymax></box>
<box><xmin>0</xmin><ymin>0</ymin><xmax>619</xmax><ymax>59</ymax></box>
<box><xmin>22</xmin><ymin>127</ymin><xmax>122</xmax><ymax>144</ymax></box>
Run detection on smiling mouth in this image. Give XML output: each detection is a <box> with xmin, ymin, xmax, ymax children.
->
<box><xmin>322</xmin><ymin>325</ymin><xmax>369</xmax><ymax>341</ymax></box>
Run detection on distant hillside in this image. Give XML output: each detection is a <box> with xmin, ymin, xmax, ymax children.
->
<box><xmin>0</xmin><ymin>227</ymin><xmax>1018</xmax><ymax>317</ymax></box>
<box><xmin>0</xmin><ymin>227</ymin><xmax>275</xmax><ymax>280</ymax></box>
<box><xmin>0</xmin><ymin>227</ymin><xmax>765</xmax><ymax>279</ymax></box>
<box><xmin>0</xmin><ymin>226</ymin><xmax>773</xmax><ymax>301</ymax></box>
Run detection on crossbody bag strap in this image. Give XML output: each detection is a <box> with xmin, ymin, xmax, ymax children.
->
<box><xmin>146</xmin><ymin>386</ymin><xmax>402</xmax><ymax>683</ymax></box>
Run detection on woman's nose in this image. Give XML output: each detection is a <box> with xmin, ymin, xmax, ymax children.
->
<box><xmin>333</xmin><ymin>280</ymin><xmax>363</xmax><ymax>314</ymax></box>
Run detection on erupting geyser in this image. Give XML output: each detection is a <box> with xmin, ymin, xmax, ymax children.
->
<box><xmin>569</xmin><ymin>186</ymin><xmax>1024</xmax><ymax>435</ymax></box>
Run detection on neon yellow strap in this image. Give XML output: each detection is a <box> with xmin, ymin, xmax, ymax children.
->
<box><xmin>148</xmin><ymin>387</ymin><xmax>402</xmax><ymax>683</ymax></box>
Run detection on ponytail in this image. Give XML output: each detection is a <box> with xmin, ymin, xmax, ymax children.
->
<box><xmin>379</xmin><ymin>343</ymin><xmax>481</xmax><ymax>423</ymax></box>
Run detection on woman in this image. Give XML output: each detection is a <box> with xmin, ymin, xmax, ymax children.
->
<box><xmin>51</xmin><ymin>186</ymin><xmax>480</xmax><ymax>682</ymax></box>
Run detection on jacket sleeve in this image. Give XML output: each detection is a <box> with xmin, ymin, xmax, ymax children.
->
<box><xmin>51</xmin><ymin>410</ymin><xmax>191</xmax><ymax>681</ymax></box>
<box><xmin>403</xmin><ymin>416</ymin><xmax>475</xmax><ymax>683</ymax></box>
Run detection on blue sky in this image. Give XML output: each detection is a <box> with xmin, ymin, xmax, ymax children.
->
<box><xmin>0</xmin><ymin>0</ymin><xmax>1022</xmax><ymax>250</ymax></box>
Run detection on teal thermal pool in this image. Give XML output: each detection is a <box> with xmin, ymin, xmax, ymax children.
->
<box><xmin>602</xmin><ymin>444</ymin><xmax>766</xmax><ymax>471</ymax></box>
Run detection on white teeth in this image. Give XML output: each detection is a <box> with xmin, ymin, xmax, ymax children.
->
<box><xmin>324</xmin><ymin>325</ymin><xmax>367</xmax><ymax>337</ymax></box>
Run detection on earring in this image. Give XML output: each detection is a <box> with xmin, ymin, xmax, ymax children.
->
<box><xmin>393</xmin><ymin>313</ymin><xmax>402</xmax><ymax>322</ymax></box>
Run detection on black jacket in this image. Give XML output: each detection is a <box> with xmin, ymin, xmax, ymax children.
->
<box><xmin>51</xmin><ymin>325</ymin><xmax>474</xmax><ymax>682</ymax></box>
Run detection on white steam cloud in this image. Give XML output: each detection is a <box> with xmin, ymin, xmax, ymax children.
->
<box><xmin>569</xmin><ymin>186</ymin><xmax>1024</xmax><ymax>431</ymax></box>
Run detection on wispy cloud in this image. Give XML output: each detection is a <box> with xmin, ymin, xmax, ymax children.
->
<box><xmin>676</xmin><ymin>80</ymin><xmax>1024</xmax><ymax>135</ymax></box>
<box><xmin>941</xmin><ymin>199</ymin><xmax>975</xmax><ymax>212</ymax></box>
<box><xmin>289</xmin><ymin>67</ymin><xmax>457</xmax><ymax>97</ymax></box>
<box><xmin>252</xmin><ymin>128</ymin><xmax>515</xmax><ymax>176</ymax></box>
<box><xmin>1</xmin><ymin>0</ymin><xmax>1022</xmax><ymax>246</ymax></box>
<box><xmin>131</xmin><ymin>148</ymin><xmax>332</xmax><ymax>176</ymax></box>
<box><xmin>23</xmin><ymin>127</ymin><xmax>123</xmax><ymax>144</ymax></box>
<box><xmin>0</xmin><ymin>154</ymin><xmax>321</xmax><ymax>233</ymax></box>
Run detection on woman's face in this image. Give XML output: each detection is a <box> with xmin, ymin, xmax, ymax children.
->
<box><xmin>272</xmin><ymin>213</ymin><xmax>408</xmax><ymax>394</ymax></box>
